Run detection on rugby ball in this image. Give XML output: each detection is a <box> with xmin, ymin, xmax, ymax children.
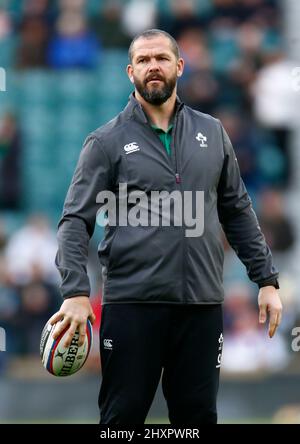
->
<box><xmin>40</xmin><ymin>318</ymin><xmax>93</xmax><ymax>376</ymax></box>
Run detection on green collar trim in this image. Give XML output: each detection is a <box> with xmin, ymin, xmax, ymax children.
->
<box><xmin>151</xmin><ymin>124</ymin><xmax>173</xmax><ymax>133</ymax></box>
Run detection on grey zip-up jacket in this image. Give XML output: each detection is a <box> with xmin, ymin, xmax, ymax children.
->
<box><xmin>55</xmin><ymin>93</ymin><xmax>278</xmax><ymax>304</ymax></box>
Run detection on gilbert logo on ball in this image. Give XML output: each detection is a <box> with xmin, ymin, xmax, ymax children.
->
<box><xmin>40</xmin><ymin>318</ymin><xmax>93</xmax><ymax>376</ymax></box>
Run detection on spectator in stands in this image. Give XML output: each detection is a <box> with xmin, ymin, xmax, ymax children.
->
<box><xmin>47</xmin><ymin>6</ymin><xmax>99</xmax><ymax>68</ymax></box>
<box><xmin>210</xmin><ymin>0</ymin><xmax>241</xmax><ymax>26</ymax></box>
<box><xmin>122</xmin><ymin>0</ymin><xmax>157</xmax><ymax>38</ymax></box>
<box><xmin>0</xmin><ymin>7</ymin><xmax>12</xmax><ymax>40</ymax></box>
<box><xmin>178</xmin><ymin>28</ymin><xmax>211</xmax><ymax>71</ymax></box>
<box><xmin>15</xmin><ymin>0</ymin><xmax>52</xmax><ymax>69</ymax></box>
<box><xmin>19</xmin><ymin>279</ymin><xmax>60</xmax><ymax>355</ymax></box>
<box><xmin>227</xmin><ymin>21</ymin><xmax>262</xmax><ymax>105</ymax></box>
<box><xmin>91</xmin><ymin>0</ymin><xmax>131</xmax><ymax>49</ymax></box>
<box><xmin>0</xmin><ymin>240</ymin><xmax>61</xmax><ymax>356</ymax></box>
<box><xmin>0</xmin><ymin>112</ymin><xmax>22</xmax><ymax>210</ymax></box>
<box><xmin>5</xmin><ymin>214</ymin><xmax>59</xmax><ymax>285</ymax></box>
<box><xmin>239</xmin><ymin>0</ymin><xmax>280</xmax><ymax>25</ymax></box>
<box><xmin>257</xmin><ymin>189</ymin><xmax>295</xmax><ymax>253</ymax></box>
<box><xmin>222</xmin><ymin>285</ymin><xmax>289</xmax><ymax>373</ymax></box>
<box><xmin>0</xmin><ymin>256</ymin><xmax>22</xmax><ymax>355</ymax></box>
<box><xmin>214</xmin><ymin>109</ymin><xmax>263</xmax><ymax>197</ymax></box>
<box><xmin>252</xmin><ymin>49</ymin><xmax>299</xmax><ymax>187</ymax></box>
<box><xmin>59</xmin><ymin>0</ymin><xmax>86</xmax><ymax>13</ymax></box>
<box><xmin>177</xmin><ymin>28</ymin><xmax>219</xmax><ymax>114</ymax></box>
<box><xmin>158</xmin><ymin>0</ymin><xmax>207</xmax><ymax>40</ymax></box>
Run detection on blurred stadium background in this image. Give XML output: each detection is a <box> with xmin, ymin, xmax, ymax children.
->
<box><xmin>1</xmin><ymin>0</ymin><xmax>300</xmax><ymax>424</ymax></box>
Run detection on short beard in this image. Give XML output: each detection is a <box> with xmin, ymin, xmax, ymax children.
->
<box><xmin>134</xmin><ymin>74</ymin><xmax>177</xmax><ymax>105</ymax></box>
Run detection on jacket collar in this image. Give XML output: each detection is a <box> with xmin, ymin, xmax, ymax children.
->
<box><xmin>125</xmin><ymin>92</ymin><xmax>184</xmax><ymax>124</ymax></box>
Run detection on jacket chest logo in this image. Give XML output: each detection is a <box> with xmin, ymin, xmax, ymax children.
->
<box><xmin>124</xmin><ymin>142</ymin><xmax>140</xmax><ymax>154</ymax></box>
<box><xmin>196</xmin><ymin>132</ymin><xmax>208</xmax><ymax>148</ymax></box>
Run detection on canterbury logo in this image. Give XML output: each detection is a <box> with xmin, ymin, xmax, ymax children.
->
<box><xmin>196</xmin><ymin>132</ymin><xmax>208</xmax><ymax>148</ymax></box>
<box><xmin>103</xmin><ymin>339</ymin><xmax>113</xmax><ymax>350</ymax></box>
<box><xmin>124</xmin><ymin>142</ymin><xmax>140</xmax><ymax>154</ymax></box>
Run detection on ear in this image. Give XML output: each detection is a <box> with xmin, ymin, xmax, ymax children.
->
<box><xmin>177</xmin><ymin>58</ymin><xmax>184</xmax><ymax>78</ymax></box>
<box><xmin>127</xmin><ymin>65</ymin><xmax>134</xmax><ymax>84</ymax></box>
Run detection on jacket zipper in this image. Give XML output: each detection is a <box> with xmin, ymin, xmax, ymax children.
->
<box><xmin>171</xmin><ymin>110</ymin><xmax>187</xmax><ymax>303</ymax></box>
<box><xmin>172</xmin><ymin>112</ymin><xmax>181</xmax><ymax>184</ymax></box>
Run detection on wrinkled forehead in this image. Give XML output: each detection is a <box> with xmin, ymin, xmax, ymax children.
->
<box><xmin>131</xmin><ymin>36</ymin><xmax>175</xmax><ymax>60</ymax></box>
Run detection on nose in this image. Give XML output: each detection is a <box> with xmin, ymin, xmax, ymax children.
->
<box><xmin>148</xmin><ymin>58</ymin><xmax>160</xmax><ymax>72</ymax></box>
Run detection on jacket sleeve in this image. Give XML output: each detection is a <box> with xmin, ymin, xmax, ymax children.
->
<box><xmin>55</xmin><ymin>135</ymin><xmax>112</xmax><ymax>299</ymax></box>
<box><xmin>217</xmin><ymin>122</ymin><xmax>279</xmax><ymax>286</ymax></box>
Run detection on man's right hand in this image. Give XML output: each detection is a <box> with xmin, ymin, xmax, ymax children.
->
<box><xmin>49</xmin><ymin>296</ymin><xmax>96</xmax><ymax>348</ymax></box>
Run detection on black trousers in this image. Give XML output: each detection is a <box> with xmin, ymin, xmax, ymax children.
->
<box><xmin>99</xmin><ymin>303</ymin><xmax>223</xmax><ymax>425</ymax></box>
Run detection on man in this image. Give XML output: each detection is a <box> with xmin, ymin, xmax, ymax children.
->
<box><xmin>50</xmin><ymin>29</ymin><xmax>282</xmax><ymax>424</ymax></box>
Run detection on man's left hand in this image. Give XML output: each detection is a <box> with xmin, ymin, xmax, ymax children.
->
<box><xmin>258</xmin><ymin>286</ymin><xmax>282</xmax><ymax>338</ymax></box>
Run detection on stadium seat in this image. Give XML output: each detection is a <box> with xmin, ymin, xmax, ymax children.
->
<box><xmin>1</xmin><ymin>50</ymin><xmax>132</xmax><ymax>216</ymax></box>
<box><xmin>0</xmin><ymin>36</ymin><xmax>17</xmax><ymax>69</ymax></box>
